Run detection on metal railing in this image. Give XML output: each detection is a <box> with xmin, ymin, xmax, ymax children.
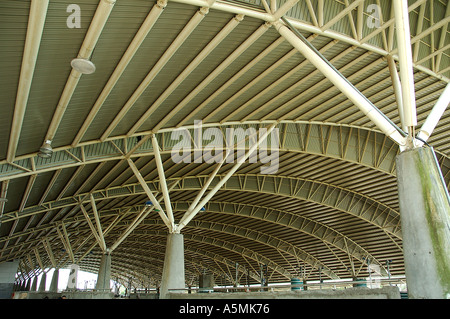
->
<box><xmin>167</xmin><ymin>276</ymin><xmax>407</xmax><ymax>294</ymax></box>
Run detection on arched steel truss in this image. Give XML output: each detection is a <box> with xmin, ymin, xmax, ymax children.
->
<box><xmin>1</xmin><ymin>0</ymin><xmax>449</xmax><ymax>289</ymax></box>
<box><xmin>2</xmin><ymin>122</ymin><xmax>448</xmax><ymax>285</ymax></box>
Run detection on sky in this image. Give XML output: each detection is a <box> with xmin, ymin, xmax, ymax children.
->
<box><xmin>34</xmin><ymin>268</ymin><xmax>108</xmax><ymax>291</ymax></box>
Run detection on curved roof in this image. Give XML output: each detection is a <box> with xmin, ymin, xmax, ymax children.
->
<box><xmin>0</xmin><ymin>0</ymin><xmax>449</xmax><ymax>289</ymax></box>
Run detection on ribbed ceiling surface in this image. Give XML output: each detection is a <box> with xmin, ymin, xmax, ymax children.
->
<box><xmin>0</xmin><ymin>0</ymin><xmax>449</xmax><ymax>289</ymax></box>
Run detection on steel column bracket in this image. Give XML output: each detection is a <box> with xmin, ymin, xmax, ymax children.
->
<box><xmin>156</xmin><ymin>0</ymin><xmax>168</xmax><ymax>8</ymax></box>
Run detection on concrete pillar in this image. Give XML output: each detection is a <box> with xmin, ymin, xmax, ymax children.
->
<box><xmin>96</xmin><ymin>252</ymin><xmax>111</xmax><ymax>291</ymax></box>
<box><xmin>396</xmin><ymin>146</ymin><xmax>450</xmax><ymax>299</ymax></box>
<box><xmin>18</xmin><ymin>280</ymin><xmax>25</xmax><ymax>291</ymax></box>
<box><xmin>199</xmin><ymin>273</ymin><xmax>214</xmax><ymax>293</ymax></box>
<box><xmin>66</xmin><ymin>264</ymin><xmax>79</xmax><ymax>290</ymax></box>
<box><xmin>49</xmin><ymin>268</ymin><xmax>59</xmax><ymax>292</ymax></box>
<box><xmin>30</xmin><ymin>276</ymin><xmax>37</xmax><ymax>291</ymax></box>
<box><xmin>38</xmin><ymin>272</ymin><xmax>47</xmax><ymax>292</ymax></box>
<box><xmin>25</xmin><ymin>278</ymin><xmax>31</xmax><ymax>291</ymax></box>
<box><xmin>160</xmin><ymin>233</ymin><xmax>185</xmax><ymax>299</ymax></box>
<box><xmin>0</xmin><ymin>260</ymin><xmax>19</xmax><ymax>299</ymax></box>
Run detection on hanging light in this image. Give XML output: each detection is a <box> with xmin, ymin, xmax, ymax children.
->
<box><xmin>71</xmin><ymin>58</ymin><xmax>96</xmax><ymax>74</ymax></box>
<box><xmin>38</xmin><ymin>140</ymin><xmax>53</xmax><ymax>158</ymax></box>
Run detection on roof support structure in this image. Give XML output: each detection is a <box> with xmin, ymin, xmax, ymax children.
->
<box><xmin>270</xmin><ymin>0</ymin><xmax>299</xmax><ymax>21</ymax></box>
<box><xmin>110</xmin><ymin>206</ymin><xmax>151</xmax><ymax>253</ymax></box>
<box><xmin>169</xmin><ymin>0</ymin><xmax>448</xmax><ymax>85</ymax></box>
<box><xmin>72</xmin><ymin>0</ymin><xmax>168</xmax><ymax>147</ymax></box>
<box><xmin>33</xmin><ymin>248</ymin><xmax>44</xmax><ymax>274</ymax></box>
<box><xmin>7</xmin><ymin>0</ymin><xmax>49</xmax><ymax>162</ymax></box>
<box><xmin>387</xmin><ymin>55</ymin><xmax>406</xmax><ymax>133</ymax></box>
<box><xmin>100</xmin><ymin>6</ymin><xmax>209</xmax><ymax>141</ymax></box>
<box><xmin>18</xmin><ymin>175</ymin><xmax>36</xmax><ymax>213</ymax></box>
<box><xmin>1</xmin><ymin>0</ymin><xmax>449</xmax><ymax>288</ymax></box>
<box><xmin>90</xmin><ymin>194</ymin><xmax>107</xmax><ymax>252</ymax></box>
<box><xmin>80</xmin><ymin>203</ymin><xmax>106</xmax><ymax>252</ymax></box>
<box><xmin>43</xmin><ymin>238</ymin><xmax>57</xmax><ymax>269</ymax></box>
<box><xmin>42</xmin><ymin>0</ymin><xmax>116</xmax><ymax>148</ymax></box>
<box><xmin>0</xmin><ymin>181</ymin><xmax>8</xmax><ymax>217</ymax></box>
<box><xmin>127</xmin><ymin>13</ymin><xmax>244</xmax><ymax>136</ymax></box>
<box><xmin>219</xmin><ymin>200</ymin><xmax>390</xmax><ymax>272</ymax></box>
<box><xmin>76</xmin><ymin>212</ymin><xmax>125</xmax><ymax>263</ymax></box>
<box><xmin>182</xmin><ymin>150</ymin><xmax>230</xmax><ymax>225</ymax></box>
<box><xmin>56</xmin><ymin>222</ymin><xmax>74</xmax><ymax>263</ymax></box>
<box><xmin>275</xmin><ymin>18</ymin><xmax>406</xmax><ymax>147</ymax></box>
<box><xmin>245</xmin><ymin>42</ymin><xmax>354</xmax><ymax>121</ymax></box>
<box><xmin>127</xmin><ymin>158</ymin><xmax>172</xmax><ymax>230</ymax></box>
<box><xmin>436</xmin><ymin>3</ymin><xmax>450</xmax><ymax>72</ymax></box>
<box><xmin>174</xmin><ymin>22</ymin><xmax>274</xmax><ymax>128</ymax></box>
<box><xmin>176</xmin><ymin>122</ymin><xmax>277</xmax><ymax>232</ymax></box>
<box><xmin>417</xmin><ymin>82</ymin><xmax>450</xmax><ymax>143</ymax></box>
<box><xmin>393</xmin><ymin>0</ymin><xmax>417</xmax><ymax>135</ymax></box>
<box><xmin>151</xmin><ymin>135</ymin><xmax>175</xmax><ymax>230</ymax></box>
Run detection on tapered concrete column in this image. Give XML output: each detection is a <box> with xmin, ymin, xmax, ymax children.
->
<box><xmin>0</xmin><ymin>260</ymin><xmax>19</xmax><ymax>298</ymax></box>
<box><xmin>199</xmin><ymin>273</ymin><xmax>214</xmax><ymax>293</ymax></box>
<box><xmin>49</xmin><ymin>268</ymin><xmax>59</xmax><ymax>292</ymax></box>
<box><xmin>25</xmin><ymin>279</ymin><xmax>31</xmax><ymax>291</ymax></box>
<box><xmin>66</xmin><ymin>264</ymin><xmax>79</xmax><ymax>290</ymax></box>
<box><xmin>96</xmin><ymin>252</ymin><xmax>111</xmax><ymax>291</ymax></box>
<box><xmin>38</xmin><ymin>272</ymin><xmax>47</xmax><ymax>292</ymax></box>
<box><xmin>30</xmin><ymin>276</ymin><xmax>37</xmax><ymax>291</ymax></box>
<box><xmin>160</xmin><ymin>233</ymin><xmax>185</xmax><ymax>299</ymax></box>
<box><xmin>396</xmin><ymin>146</ymin><xmax>450</xmax><ymax>299</ymax></box>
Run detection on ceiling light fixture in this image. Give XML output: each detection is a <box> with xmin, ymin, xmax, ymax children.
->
<box><xmin>38</xmin><ymin>140</ymin><xmax>53</xmax><ymax>158</ymax></box>
<box><xmin>70</xmin><ymin>58</ymin><xmax>96</xmax><ymax>74</ymax></box>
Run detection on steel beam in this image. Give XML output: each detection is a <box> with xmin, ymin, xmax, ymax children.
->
<box><xmin>7</xmin><ymin>0</ymin><xmax>49</xmax><ymax>162</ymax></box>
<box><xmin>100</xmin><ymin>6</ymin><xmax>209</xmax><ymax>141</ymax></box>
<box><xmin>56</xmin><ymin>223</ymin><xmax>74</xmax><ymax>263</ymax></box>
<box><xmin>110</xmin><ymin>206</ymin><xmax>150</xmax><ymax>252</ymax></box>
<box><xmin>275</xmin><ymin>18</ymin><xmax>406</xmax><ymax>146</ymax></box>
<box><xmin>127</xmin><ymin>158</ymin><xmax>172</xmax><ymax>230</ymax></box>
<box><xmin>151</xmin><ymin>135</ymin><xmax>174</xmax><ymax>229</ymax></box>
<box><xmin>90</xmin><ymin>194</ymin><xmax>106</xmax><ymax>251</ymax></box>
<box><xmin>417</xmin><ymin>83</ymin><xmax>450</xmax><ymax>143</ymax></box>
<box><xmin>43</xmin><ymin>0</ymin><xmax>116</xmax><ymax>146</ymax></box>
<box><xmin>179</xmin><ymin>149</ymin><xmax>230</xmax><ymax>229</ymax></box>
<box><xmin>72</xmin><ymin>0</ymin><xmax>167</xmax><ymax>146</ymax></box>
<box><xmin>271</xmin><ymin>0</ymin><xmax>299</xmax><ymax>21</ymax></box>
<box><xmin>128</xmin><ymin>13</ymin><xmax>243</xmax><ymax>135</ymax></box>
<box><xmin>387</xmin><ymin>55</ymin><xmax>406</xmax><ymax>133</ymax></box>
<box><xmin>176</xmin><ymin>123</ymin><xmax>277</xmax><ymax>231</ymax></box>
<box><xmin>393</xmin><ymin>0</ymin><xmax>417</xmax><ymax>131</ymax></box>
<box><xmin>80</xmin><ymin>203</ymin><xmax>106</xmax><ymax>252</ymax></box>
<box><xmin>110</xmin><ymin>180</ymin><xmax>180</xmax><ymax>252</ymax></box>
<box><xmin>43</xmin><ymin>238</ymin><xmax>57</xmax><ymax>268</ymax></box>
<box><xmin>182</xmin><ymin>25</ymin><xmax>278</xmax><ymax>126</ymax></box>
